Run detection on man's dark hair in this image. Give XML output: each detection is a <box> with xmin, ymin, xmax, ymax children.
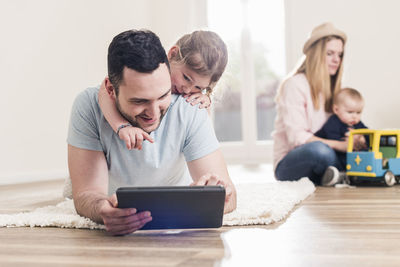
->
<box><xmin>107</xmin><ymin>29</ymin><xmax>170</xmax><ymax>95</ymax></box>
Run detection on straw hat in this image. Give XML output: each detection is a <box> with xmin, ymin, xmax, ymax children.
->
<box><xmin>303</xmin><ymin>22</ymin><xmax>347</xmax><ymax>54</ymax></box>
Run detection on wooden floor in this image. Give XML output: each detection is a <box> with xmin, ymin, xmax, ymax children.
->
<box><xmin>1</xmin><ymin>178</ymin><xmax>400</xmax><ymax>266</ymax></box>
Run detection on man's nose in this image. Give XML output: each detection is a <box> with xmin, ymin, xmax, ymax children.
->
<box><xmin>146</xmin><ymin>102</ymin><xmax>159</xmax><ymax>118</ymax></box>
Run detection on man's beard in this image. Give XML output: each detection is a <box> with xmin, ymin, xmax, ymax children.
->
<box><xmin>115</xmin><ymin>98</ymin><xmax>168</xmax><ymax>134</ymax></box>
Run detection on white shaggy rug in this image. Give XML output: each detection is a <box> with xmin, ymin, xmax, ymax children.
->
<box><xmin>0</xmin><ymin>178</ymin><xmax>314</xmax><ymax>229</ymax></box>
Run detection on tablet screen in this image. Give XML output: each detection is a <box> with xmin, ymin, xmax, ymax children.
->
<box><xmin>116</xmin><ymin>186</ymin><xmax>226</xmax><ymax>230</ymax></box>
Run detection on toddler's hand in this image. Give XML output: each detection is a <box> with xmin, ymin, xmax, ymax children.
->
<box><xmin>184</xmin><ymin>92</ymin><xmax>211</xmax><ymax>109</ymax></box>
<box><xmin>118</xmin><ymin>126</ymin><xmax>154</xmax><ymax>150</ymax></box>
<box><xmin>353</xmin><ymin>135</ymin><xmax>367</xmax><ymax>151</ymax></box>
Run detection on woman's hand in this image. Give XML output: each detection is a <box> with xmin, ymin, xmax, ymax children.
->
<box><xmin>334</xmin><ymin>140</ymin><xmax>348</xmax><ymax>152</ymax></box>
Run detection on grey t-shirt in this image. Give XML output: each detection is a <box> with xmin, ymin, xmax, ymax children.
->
<box><xmin>67</xmin><ymin>86</ymin><xmax>219</xmax><ymax>194</ymax></box>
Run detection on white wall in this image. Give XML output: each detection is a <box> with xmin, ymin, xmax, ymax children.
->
<box><xmin>285</xmin><ymin>0</ymin><xmax>400</xmax><ymax>129</ymax></box>
<box><xmin>149</xmin><ymin>0</ymin><xmax>208</xmax><ymax>49</ymax></box>
<box><xmin>0</xmin><ymin>0</ymin><xmax>207</xmax><ymax>184</ymax></box>
<box><xmin>2</xmin><ymin>0</ymin><xmax>399</xmax><ymax>184</ymax></box>
<box><xmin>0</xmin><ymin>0</ymin><xmax>151</xmax><ymax>183</ymax></box>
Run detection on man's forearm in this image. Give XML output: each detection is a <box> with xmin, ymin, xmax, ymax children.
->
<box><xmin>98</xmin><ymin>80</ymin><xmax>129</xmax><ymax>133</ymax></box>
<box><xmin>73</xmin><ymin>190</ymin><xmax>109</xmax><ymax>224</ymax></box>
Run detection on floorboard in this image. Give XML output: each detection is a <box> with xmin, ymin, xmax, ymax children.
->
<box><xmin>1</xmin><ymin>173</ymin><xmax>400</xmax><ymax>266</ymax></box>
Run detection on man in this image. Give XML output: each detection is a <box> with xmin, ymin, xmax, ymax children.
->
<box><xmin>67</xmin><ymin>30</ymin><xmax>236</xmax><ymax>235</ymax></box>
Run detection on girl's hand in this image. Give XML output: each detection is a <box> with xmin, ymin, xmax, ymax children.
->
<box><xmin>118</xmin><ymin>126</ymin><xmax>154</xmax><ymax>150</ymax></box>
<box><xmin>184</xmin><ymin>92</ymin><xmax>211</xmax><ymax>109</ymax></box>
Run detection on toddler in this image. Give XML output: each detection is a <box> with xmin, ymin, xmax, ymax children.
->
<box><xmin>315</xmin><ymin>87</ymin><xmax>368</xmax><ymax>185</ymax></box>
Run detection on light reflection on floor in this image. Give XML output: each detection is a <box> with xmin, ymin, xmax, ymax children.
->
<box><xmin>216</xmin><ymin>164</ymin><xmax>294</xmax><ymax>266</ymax></box>
<box><xmin>215</xmin><ymin>205</ymin><xmax>344</xmax><ymax>267</ymax></box>
<box><xmin>217</xmin><ymin>228</ymin><xmax>298</xmax><ymax>266</ymax></box>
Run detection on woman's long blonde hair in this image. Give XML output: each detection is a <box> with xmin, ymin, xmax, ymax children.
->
<box><xmin>276</xmin><ymin>36</ymin><xmax>345</xmax><ymax>112</ymax></box>
<box><xmin>169</xmin><ymin>30</ymin><xmax>228</xmax><ymax>95</ymax></box>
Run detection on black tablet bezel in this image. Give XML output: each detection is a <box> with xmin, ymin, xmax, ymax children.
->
<box><xmin>116</xmin><ymin>186</ymin><xmax>226</xmax><ymax>230</ymax></box>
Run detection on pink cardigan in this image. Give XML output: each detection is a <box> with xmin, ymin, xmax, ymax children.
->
<box><xmin>272</xmin><ymin>73</ymin><xmax>330</xmax><ymax>170</ymax></box>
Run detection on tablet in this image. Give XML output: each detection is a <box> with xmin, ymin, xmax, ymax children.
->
<box><xmin>116</xmin><ymin>186</ymin><xmax>226</xmax><ymax>230</ymax></box>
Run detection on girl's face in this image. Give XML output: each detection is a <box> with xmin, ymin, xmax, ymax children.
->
<box><xmin>169</xmin><ymin>61</ymin><xmax>211</xmax><ymax>95</ymax></box>
<box><xmin>325</xmin><ymin>39</ymin><xmax>344</xmax><ymax>76</ymax></box>
<box><xmin>168</xmin><ymin>46</ymin><xmax>211</xmax><ymax>95</ymax></box>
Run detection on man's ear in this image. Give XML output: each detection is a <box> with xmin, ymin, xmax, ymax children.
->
<box><xmin>168</xmin><ymin>45</ymin><xmax>179</xmax><ymax>60</ymax></box>
<box><xmin>104</xmin><ymin>77</ymin><xmax>116</xmax><ymax>100</ymax></box>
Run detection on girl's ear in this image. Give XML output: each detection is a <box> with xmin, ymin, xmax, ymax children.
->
<box><xmin>168</xmin><ymin>45</ymin><xmax>179</xmax><ymax>60</ymax></box>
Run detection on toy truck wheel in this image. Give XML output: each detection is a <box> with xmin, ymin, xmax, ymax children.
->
<box><xmin>383</xmin><ymin>171</ymin><xmax>396</xmax><ymax>187</ymax></box>
<box><xmin>348</xmin><ymin>176</ymin><xmax>357</xmax><ymax>185</ymax></box>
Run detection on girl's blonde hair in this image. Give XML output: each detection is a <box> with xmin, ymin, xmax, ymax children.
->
<box><xmin>276</xmin><ymin>36</ymin><xmax>345</xmax><ymax>112</ymax></box>
<box><xmin>169</xmin><ymin>30</ymin><xmax>228</xmax><ymax>95</ymax></box>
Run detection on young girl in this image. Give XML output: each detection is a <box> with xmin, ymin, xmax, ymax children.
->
<box><xmin>98</xmin><ymin>30</ymin><xmax>227</xmax><ymax>150</ymax></box>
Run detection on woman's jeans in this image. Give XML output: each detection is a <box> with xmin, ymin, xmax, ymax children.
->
<box><xmin>275</xmin><ymin>141</ymin><xmax>343</xmax><ymax>184</ymax></box>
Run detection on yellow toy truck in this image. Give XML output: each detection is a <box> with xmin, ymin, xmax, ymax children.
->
<box><xmin>346</xmin><ymin>129</ymin><xmax>400</xmax><ymax>186</ymax></box>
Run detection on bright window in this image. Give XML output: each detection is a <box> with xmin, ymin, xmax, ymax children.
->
<box><xmin>207</xmin><ymin>0</ymin><xmax>285</xmax><ymax>163</ymax></box>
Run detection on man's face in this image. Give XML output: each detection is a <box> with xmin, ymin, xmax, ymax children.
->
<box><xmin>114</xmin><ymin>63</ymin><xmax>172</xmax><ymax>133</ymax></box>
